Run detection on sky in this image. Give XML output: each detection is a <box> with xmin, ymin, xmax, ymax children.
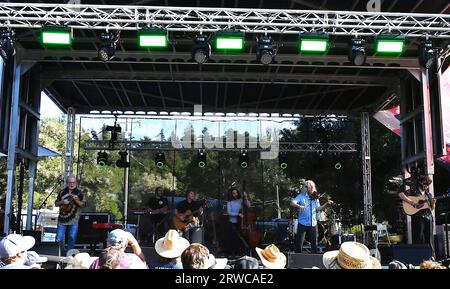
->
<box><xmin>40</xmin><ymin>92</ymin><xmax>63</xmax><ymax>119</ymax></box>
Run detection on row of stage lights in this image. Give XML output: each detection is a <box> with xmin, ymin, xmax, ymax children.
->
<box><xmin>96</xmin><ymin>150</ymin><xmax>342</xmax><ymax>170</ymax></box>
<box><xmin>0</xmin><ymin>27</ymin><xmax>437</xmax><ymax>69</ymax></box>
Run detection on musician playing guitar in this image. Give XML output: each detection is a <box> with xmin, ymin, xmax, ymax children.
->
<box><xmin>174</xmin><ymin>190</ymin><xmax>204</xmax><ymax>243</ymax></box>
<box><xmin>54</xmin><ymin>175</ymin><xmax>86</xmax><ymax>253</ymax></box>
<box><xmin>398</xmin><ymin>175</ymin><xmax>436</xmax><ymax>257</ymax></box>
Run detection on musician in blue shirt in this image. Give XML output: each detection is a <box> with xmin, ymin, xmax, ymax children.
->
<box><xmin>290</xmin><ymin>180</ymin><xmax>331</xmax><ymax>253</ymax></box>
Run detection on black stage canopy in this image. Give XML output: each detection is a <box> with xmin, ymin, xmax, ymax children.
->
<box><xmin>5</xmin><ymin>0</ymin><xmax>450</xmax><ymax>115</ymax></box>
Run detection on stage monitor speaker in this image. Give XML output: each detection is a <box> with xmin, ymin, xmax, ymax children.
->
<box><xmin>126</xmin><ymin>246</ymin><xmax>158</xmax><ymax>261</ymax></box>
<box><xmin>32</xmin><ymin>242</ymin><xmax>62</xmax><ymax>269</ymax></box>
<box><xmin>378</xmin><ymin>244</ymin><xmax>432</xmax><ymax>266</ymax></box>
<box><xmin>287</xmin><ymin>252</ymin><xmax>325</xmax><ymax>269</ymax></box>
<box><xmin>76</xmin><ymin>212</ymin><xmax>111</xmax><ymax>245</ymax></box>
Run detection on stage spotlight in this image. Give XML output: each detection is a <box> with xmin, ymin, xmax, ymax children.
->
<box><xmin>348</xmin><ymin>38</ymin><xmax>366</xmax><ymax>66</ymax></box>
<box><xmin>0</xmin><ymin>30</ymin><xmax>16</xmax><ymax>61</ymax></box>
<box><xmin>375</xmin><ymin>35</ymin><xmax>405</xmax><ymax>55</ymax></box>
<box><xmin>97</xmin><ymin>151</ymin><xmax>109</xmax><ymax>167</ymax></box>
<box><xmin>41</xmin><ymin>26</ymin><xmax>72</xmax><ymax>47</ymax></box>
<box><xmin>334</xmin><ymin>162</ymin><xmax>342</xmax><ymax>170</ymax></box>
<box><xmin>138</xmin><ymin>29</ymin><xmax>168</xmax><ymax>49</ymax></box>
<box><xmin>197</xmin><ymin>150</ymin><xmax>207</xmax><ymax>168</ymax></box>
<box><xmin>256</xmin><ymin>35</ymin><xmax>274</xmax><ymax>65</ymax></box>
<box><xmin>116</xmin><ymin>150</ymin><xmax>130</xmax><ymax>168</ymax></box>
<box><xmin>418</xmin><ymin>40</ymin><xmax>435</xmax><ymax>69</ymax></box>
<box><xmin>215</xmin><ymin>32</ymin><xmax>244</xmax><ymax>52</ymax></box>
<box><xmin>299</xmin><ymin>34</ymin><xmax>330</xmax><ymax>54</ymax></box>
<box><xmin>154</xmin><ymin>152</ymin><xmax>166</xmax><ymax>168</ymax></box>
<box><xmin>98</xmin><ymin>32</ymin><xmax>118</xmax><ymax>62</ymax></box>
<box><xmin>192</xmin><ymin>34</ymin><xmax>211</xmax><ymax>64</ymax></box>
<box><xmin>239</xmin><ymin>151</ymin><xmax>249</xmax><ymax>169</ymax></box>
<box><xmin>278</xmin><ymin>153</ymin><xmax>288</xmax><ymax>170</ymax></box>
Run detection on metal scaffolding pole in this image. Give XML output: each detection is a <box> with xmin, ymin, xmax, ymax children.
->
<box><xmin>361</xmin><ymin>112</ymin><xmax>372</xmax><ymax>244</ymax></box>
<box><xmin>64</xmin><ymin>107</ymin><xmax>76</xmax><ymax>184</ymax></box>
<box><xmin>3</xmin><ymin>61</ymin><xmax>21</xmax><ymax>235</ymax></box>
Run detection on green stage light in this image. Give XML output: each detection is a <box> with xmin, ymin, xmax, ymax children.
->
<box><xmin>335</xmin><ymin>162</ymin><xmax>342</xmax><ymax>170</ymax></box>
<box><xmin>239</xmin><ymin>151</ymin><xmax>249</xmax><ymax>169</ymax></box>
<box><xmin>375</xmin><ymin>36</ymin><xmax>405</xmax><ymax>55</ymax></box>
<box><xmin>279</xmin><ymin>153</ymin><xmax>288</xmax><ymax>170</ymax></box>
<box><xmin>138</xmin><ymin>30</ymin><xmax>168</xmax><ymax>48</ymax></box>
<box><xmin>197</xmin><ymin>151</ymin><xmax>207</xmax><ymax>168</ymax></box>
<box><xmin>41</xmin><ymin>27</ymin><xmax>72</xmax><ymax>46</ymax></box>
<box><xmin>215</xmin><ymin>32</ymin><xmax>244</xmax><ymax>51</ymax></box>
<box><xmin>154</xmin><ymin>152</ymin><xmax>166</xmax><ymax>168</ymax></box>
<box><xmin>97</xmin><ymin>151</ymin><xmax>108</xmax><ymax>167</ymax></box>
<box><xmin>299</xmin><ymin>34</ymin><xmax>329</xmax><ymax>54</ymax></box>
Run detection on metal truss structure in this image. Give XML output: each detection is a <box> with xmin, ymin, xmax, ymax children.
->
<box><xmin>1</xmin><ymin>3</ymin><xmax>450</xmax><ymax>38</ymax></box>
<box><xmin>84</xmin><ymin>140</ymin><xmax>357</xmax><ymax>153</ymax></box>
<box><xmin>361</xmin><ymin>112</ymin><xmax>372</xmax><ymax>241</ymax></box>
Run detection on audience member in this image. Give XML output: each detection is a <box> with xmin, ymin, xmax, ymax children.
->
<box><xmin>322</xmin><ymin>241</ymin><xmax>381</xmax><ymax>269</ymax></box>
<box><xmin>181</xmin><ymin>243</ymin><xmax>227</xmax><ymax>269</ymax></box>
<box><xmin>420</xmin><ymin>260</ymin><xmax>447</xmax><ymax>269</ymax></box>
<box><xmin>65</xmin><ymin>252</ymin><xmax>97</xmax><ymax>269</ymax></box>
<box><xmin>98</xmin><ymin>248</ymin><xmax>121</xmax><ymax>269</ymax></box>
<box><xmin>90</xmin><ymin>229</ymin><xmax>147</xmax><ymax>269</ymax></box>
<box><xmin>0</xmin><ymin>234</ymin><xmax>36</xmax><ymax>269</ymax></box>
<box><xmin>24</xmin><ymin>251</ymin><xmax>48</xmax><ymax>269</ymax></box>
<box><xmin>151</xmin><ymin>229</ymin><xmax>189</xmax><ymax>269</ymax></box>
<box><xmin>255</xmin><ymin>244</ymin><xmax>286</xmax><ymax>269</ymax></box>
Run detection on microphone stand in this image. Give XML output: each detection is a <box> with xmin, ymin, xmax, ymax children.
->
<box><xmin>34</xmin><ymin>179</ymin><xmax>63</xmax><ymax>231</ymax></box>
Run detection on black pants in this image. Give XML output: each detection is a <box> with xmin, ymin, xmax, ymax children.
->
<box><xmin>411</xmin><ymin>214</ymin><xmax>435</xmax><ymax>258</ymax></box>
<box><xmin>297</xmin><ymin>224</ymin><xmax>318</xmax><ymax>253</ymax></box>
<box><xmin>181</xmin><ymin>226</ymin><xmax>203</xmax><ymax>244</ymax></box>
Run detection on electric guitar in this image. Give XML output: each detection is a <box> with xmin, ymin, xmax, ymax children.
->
<box><xmin>402</xmin><ymin>193</ymin><xmax>450</xmax><ymax>215</ymax></box>
<box><xmin>173</xmin><ymin>209</ymin><xmax>202</xmax><ymax>231</ymax></box>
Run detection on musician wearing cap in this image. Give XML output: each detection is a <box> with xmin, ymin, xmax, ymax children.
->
<box><xmin>290</xmin><ymin>180</ymin><xmax>332</xmax><ymax>253</ymax></box>
<box><xmin>398</xmin><ymin>175</ymin><xmax>436</xmax><ymax>256</ymax></box>
<box><xmin>54</xmin><ymin>175</ymin><xmax>86</xmax><ymax>253</ymax></box>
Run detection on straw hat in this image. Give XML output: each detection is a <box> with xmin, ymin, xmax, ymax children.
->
<box><xmin>322</xmin><ymin>242</ymin><xmax>381</xmax><ymax>269</ymax></box>
<box><xmin>255</xmin><ymin>244</ymin><xmax>286</xmax><ymax>269</ymax></box>
<box><xmin>65</xmin><ymin>253</ymin><xmax>97</xmax><ymax>269</ymax></box>
<box><xmin>154</xmin><ymin>230</ymin><xmax>190</xmax><ymax>259</ymax></box>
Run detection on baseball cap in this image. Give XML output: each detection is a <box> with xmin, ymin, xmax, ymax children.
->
<box><xmin>24</xmin><ymin>251</ymin><xmax>48</xmax><ymax>266</ymax></box>
<box><xmin>0</xmin><ymin>234</ymin><xmax>35</xmax><ymax>259</ymax></box>
<box><xmin>107</xmin><ymin>229</ymin><xmax>130</xmax><ymax>248</ymax></box>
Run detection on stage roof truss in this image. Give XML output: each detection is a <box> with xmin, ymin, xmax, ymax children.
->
<box><xmin>1</xmin><ymin>3</ymin><xmax>450</xmax><ymax>38</ymax></box>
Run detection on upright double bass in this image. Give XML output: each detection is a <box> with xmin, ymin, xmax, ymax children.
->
<box><xmin>239</xmin><ymin>182</ymin><xmax>263</xmax><ymax>248</ymax></box>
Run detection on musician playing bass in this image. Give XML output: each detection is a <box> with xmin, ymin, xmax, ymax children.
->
<box><xmin>290</xmin><ymin>180</ymin><xmax>332</xmax><ymax>254</ymax></box>
<box><xmin>398</xmin><ymin>175</ymin><xmax>435</xmax><ymax>257</ymax></box>
<box><xmin>55</xmin><ymin>175</ymin><xmax>86</xmax><ymax>253</ymax></box>
<box><xmin>226</xmin><ymin>187</ymin><xmax>250</xmax><ymax>256</ymax></box>
<box><xmin>174</xmin><ymin>190</ymin><xmax>204</xmax><ymax>243</ymax></box>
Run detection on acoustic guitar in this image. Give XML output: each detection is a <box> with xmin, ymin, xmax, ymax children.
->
<box><xmin>402</xmin><ymin>193</ymin><xmax>450</xmax><ymax>215</ymax></box>
<box><xmin>173</xmin><ymin>210</ymin><xmax>202</xmax><ymax>231</ymax></box>
<box><xmin>59</xmin><ymin>193</ymin><xmax>75</xmax><ymax>213</ymax></box>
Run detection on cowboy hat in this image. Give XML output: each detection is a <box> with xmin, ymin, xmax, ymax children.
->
<box><xmin>154</xmin><ymin>230</ymin><xmax>190</xmax><ymax>259</ymax></box>
<box><xmin>255</xmin><ymin>244</ymin><xmax>286</xmax><ymax>269</ymax></box>
<box><xmin>322</xmin><ymin>242</ymin><xmax>381</xmax><ymax>269</ymax></box>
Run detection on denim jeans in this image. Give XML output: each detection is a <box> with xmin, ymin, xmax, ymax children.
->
<box><xmin>56</xmin><ymin>223</ymin><xmax>79</xmax><ymax>252</ymax></box>
<box><xmin>297</xmin><ymin>224</ymin><xmax>318</xmax><ymax>253</ymax></box>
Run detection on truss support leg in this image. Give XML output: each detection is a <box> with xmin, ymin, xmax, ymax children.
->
<box><xmin>361</xmin><ymin>112</ymin><xmax>373</xmax><ymax>245</ymax></box>
<box><xmin>4</xmin><ymin>61</ymin><xmax>21</xmax><ymax>235</ymax></box>
<box><xmin>64</xmin><ymin>107</ymin><xmax>76</xmax><ymax>184</ymax></box>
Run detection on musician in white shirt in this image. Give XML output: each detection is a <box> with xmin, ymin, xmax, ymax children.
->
<box><xmin>226</xmin><ymin>188</ymin><xmax>250</xmax><ymax>256</ymax></box>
